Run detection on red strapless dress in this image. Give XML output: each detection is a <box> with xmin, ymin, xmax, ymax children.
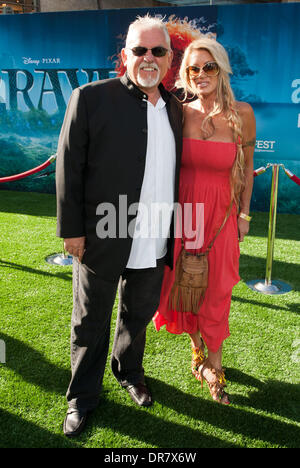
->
<box><xmin>153</xmin><ymin>138</ymin><xmax>240</xmax><ymax>353</ymax></box>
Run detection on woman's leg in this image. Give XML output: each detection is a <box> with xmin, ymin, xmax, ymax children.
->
<box><xmin>189</xmin><ymin>331</ymin><xmax>206</xmax><ymax>377</ymax></box>
<box><xmin>207</xmin><ymin>344</ymin><xmax>223</xmax><ymax>370</ymax></box>
<box><xmin>199</xmin><ymin>343</ymin><xmax>230</xmax><ymax>405</ymax></box>
<box><xmin>190</xmin><ymin>331</ymin><xmax>203</xmax><ymax>349</ymax></box>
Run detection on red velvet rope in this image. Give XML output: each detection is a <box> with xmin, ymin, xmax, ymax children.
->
<box><xmin>290</xmin><ymin>174</ymin><xmax>300</xmax><ymax>186</ymax></box>
<box><xmin>283</xmin><ymin>168</ymin><xmax>300</xmax><ymax>186</ymax></box>
<box><xmin>0</xmin><ymin>158</ymin><xmax>299</xmax><ymax>187</ymax></box>
<box><xmin>0</xmin><ymin>155</ymin><xmax>56</xmax><ymax>183</ymax></box>
<box><xmin>253</xmin><ymin>166</ymin><xmax>267</xmax><ymax>177</ymax></box>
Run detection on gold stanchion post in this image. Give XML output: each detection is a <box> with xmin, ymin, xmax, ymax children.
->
<box><xmin>246</xmin><ymin>164</ymin><xmax>292</xmax><ymax>294</ymax></box>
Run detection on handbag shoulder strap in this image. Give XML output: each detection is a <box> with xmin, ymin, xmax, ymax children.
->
<box><xmin>205</xmin><ymin>200</ymin><xmax>233</xmax><ymax>254</ymax></box>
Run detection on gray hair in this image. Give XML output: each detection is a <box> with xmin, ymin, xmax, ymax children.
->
<box><xmin>125</xmin><ymin>14</ymin><xmax>171</xmax><ymax>49</ymax></box>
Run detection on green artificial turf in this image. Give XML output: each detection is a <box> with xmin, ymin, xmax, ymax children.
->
<box><xmin>0</xmin><ymin>189</ymin><xmax>299</xmax><ymax>448</ymax></box>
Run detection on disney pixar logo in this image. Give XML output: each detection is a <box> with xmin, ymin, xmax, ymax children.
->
<box><xmin>22</xmin><ymin>57</ymin><xmax>61</xmax><ymax>66</ymax></box>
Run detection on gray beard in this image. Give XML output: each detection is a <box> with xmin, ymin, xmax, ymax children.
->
<box><xmin>137</xmin><ymin>68</ymin><xmax>160</xmax><ymax>88</ymax></box>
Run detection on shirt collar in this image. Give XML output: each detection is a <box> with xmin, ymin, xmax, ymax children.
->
<box><xmin>120</xmin><ymin>72</ymin><xmax>170</xmax><ymax>103</ymax></box>
<box><xmin>148</xmin><ymin>96</ymin><xmax>166</xmax><ymax>110</ymax></box>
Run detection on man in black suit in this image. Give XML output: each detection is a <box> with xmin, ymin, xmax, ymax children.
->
<box><xmin>56</xmin><ymin>14</ymin><xmax>182</xmax><ymax>437</ymax></box>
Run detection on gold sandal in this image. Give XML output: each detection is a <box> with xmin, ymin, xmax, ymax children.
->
<box><xmin>191</xmin><ymin>338</ymin><xmax>206</xmax><ymax>379</ymax></box>
<box><xmin>198</xmin><ymin>358</ymin><xmax>230</xmax><ymax>405</ymax></box>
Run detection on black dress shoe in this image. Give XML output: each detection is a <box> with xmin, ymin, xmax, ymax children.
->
<box><xmin>126</xmin><ymin>383</ymin><xmax>152</xmax><ymax>407</ymax></box>
<box><xmin>63</xmin><ymin>408</ymin><xmax>89</xmax><ymax>437</ymax></box>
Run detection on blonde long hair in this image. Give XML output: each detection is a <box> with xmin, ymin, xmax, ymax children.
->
<box><xmin>177</xmin><ymin>36</ymin><xmax>245</xmax><ymax>205</ymax></box>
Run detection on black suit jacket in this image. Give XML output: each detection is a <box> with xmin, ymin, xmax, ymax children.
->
<box><xmin>56</xmin><ymin>73</ymin><xmax>182</xmax><ymax>280</ymax></box>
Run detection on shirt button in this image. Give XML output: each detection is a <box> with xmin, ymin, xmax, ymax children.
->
<box><xmin>142</xmin><ymin>128</ymin><xmax>147</xmax><ymax>134</ymax></box>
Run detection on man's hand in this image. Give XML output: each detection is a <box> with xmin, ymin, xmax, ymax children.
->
<box><xmin>64</xmin><ymin>237</ymin><xmax>86</xmax><ymax>262</ymax></box>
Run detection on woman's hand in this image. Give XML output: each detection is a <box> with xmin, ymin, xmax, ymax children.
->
<box><xmin>237</xmin><ymin>217</ymin><xmax>250</xmax><ymax>242</ymax></box>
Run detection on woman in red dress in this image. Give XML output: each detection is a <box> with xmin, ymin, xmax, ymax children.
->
<box><xmin>153</xmin><ymin>36</ymin><xmax>256</xmax><ymax>404</ymax></box>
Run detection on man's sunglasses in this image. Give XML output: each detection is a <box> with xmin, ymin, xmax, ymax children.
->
<box><xmin>128</xmin><ymin>46</ymin><xmax>169</xmax><ymax>57</ymax></box>
<box><xmin>186</xmin><ymin>62</ymin><xmax>220</xmax><ymax>78</ymax></box>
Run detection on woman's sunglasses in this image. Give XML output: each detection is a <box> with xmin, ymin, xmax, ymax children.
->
<box><xmin>128</xmin><ymin>46</ymin><xmax>169</xmax><ymax>57</ymax></box>
<box><xmin>186</xmin><ymin>62</ymin><xmax>220</xmax><ymax>79</ymax></box>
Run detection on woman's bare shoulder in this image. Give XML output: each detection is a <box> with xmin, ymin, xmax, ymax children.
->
<box><xmin>183</xmin><ymin>99</ymin><xmax>199</xmax><ymax>115</ymax></box>
<box><xmin>235</xmin><ymin>101</ymin><xmax>255</xmax><ymax>118</ymax></box>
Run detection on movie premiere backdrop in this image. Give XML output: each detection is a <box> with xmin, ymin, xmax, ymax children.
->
<box><xmin>0</xmin><ymin>2</ymin><xmax>299</xmax><ymax>213</ymax></box>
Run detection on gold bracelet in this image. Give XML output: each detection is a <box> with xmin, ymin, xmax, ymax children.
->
<box><xmin>239</xmin><ymin>212</ymin><xmax>252</xmax><ymax>222</ymax></box>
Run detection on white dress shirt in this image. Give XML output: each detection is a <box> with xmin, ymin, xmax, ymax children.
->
<box><xmin>126</xmin><ymin>96</ymin><xmax>176</xmax><ymax>269</ymax></box>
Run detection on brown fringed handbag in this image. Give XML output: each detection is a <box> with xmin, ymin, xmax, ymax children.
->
<box><xmin>169</xmin><ymin>202</ymin><xmax>233</xmax><ymax>315</ymax></box>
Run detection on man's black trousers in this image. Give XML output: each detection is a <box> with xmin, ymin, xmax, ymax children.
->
<box><xmin>66</xmin><ymin>257</ymin><xmax>165</xmax><ymax>410</ymax></box>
